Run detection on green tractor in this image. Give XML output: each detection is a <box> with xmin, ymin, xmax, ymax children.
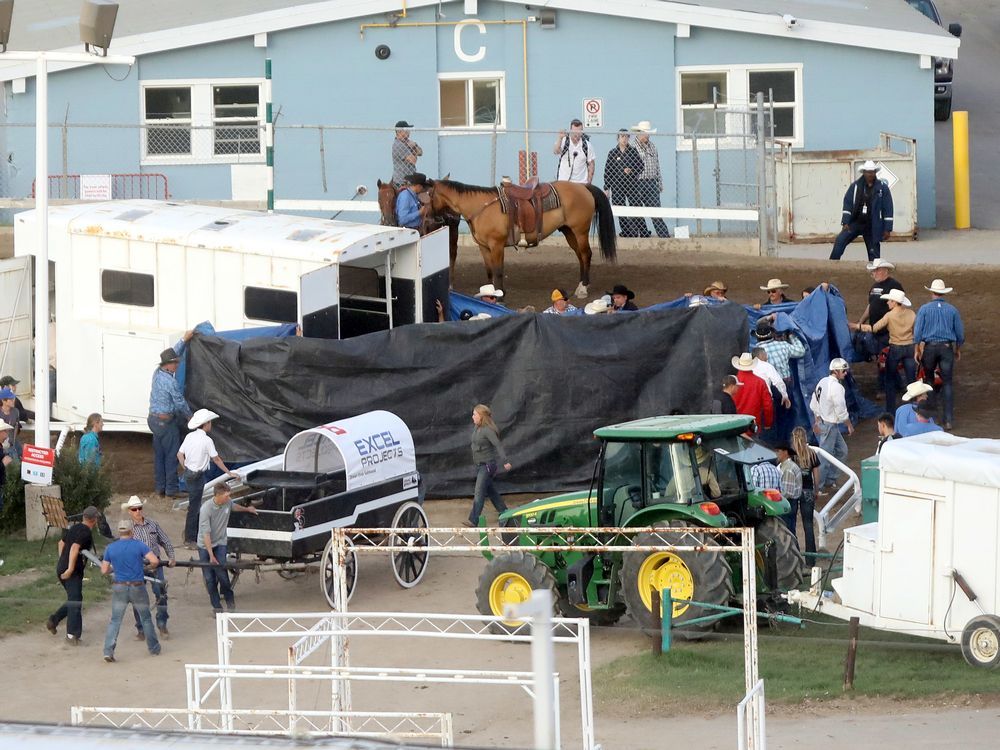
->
<box><xmin>475</xmin><ymin>415</ymin><xmax>804</xmax><ymax>637</ymax></box>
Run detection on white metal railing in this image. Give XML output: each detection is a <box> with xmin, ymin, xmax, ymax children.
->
<box><xmin>737</xmin><ymin>679</ymin><xmax>767</xmax><ymax>750</ymax></box>
<box><xmin>810</xmin><ymin>447</ymin><xmax>863</xmax><ymax>548</ymax></box>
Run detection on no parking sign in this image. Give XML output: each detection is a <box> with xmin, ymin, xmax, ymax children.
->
<box><xmin>583</xmin><ymin>98</ymin><xmax>603</xmax><ymax>128</ymax></box>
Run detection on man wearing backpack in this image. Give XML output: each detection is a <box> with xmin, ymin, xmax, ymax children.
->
<box><xmin>553</xmin><ymin>119</ymin><xmax>596</xmax><ymax>184</ymax></box>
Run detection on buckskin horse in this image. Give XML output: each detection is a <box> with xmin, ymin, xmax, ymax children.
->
<box><xmin>425</xmin><ymin>178</ymin><xmax>616</xmax><ymax>298</ymax></box>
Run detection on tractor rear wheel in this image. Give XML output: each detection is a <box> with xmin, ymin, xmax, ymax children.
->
<box><xmin>476</xmin><ymin>552</ymin><xmax>557</xmax><ymax>635</ymax></box>
<box><xmin>756</xmin><ymin>517</ymin><xmax>805</xmax><ymax>592</ymax></box>
<box><xmin>621</xmin><ymin>520</ymin><xmax>734</xmax><ymax>641</ymax></box>
<box><xmin>557</xmin><ymin>599</ymin><xmax>627</xmax><ymax>627</ymax></box>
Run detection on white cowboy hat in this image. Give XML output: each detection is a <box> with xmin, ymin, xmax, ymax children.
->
<box><xmin>469</xmin><ymin>312</ymin><xmax>492</xmax><ymax>321</ymax></box>
<box><xmin>866</xmin><ymin>258</ymin><xmax>895</xmax><ymax>271</ymax></box>
<box><xmin>476</xmin><ymin>284</ymin><xmax>504</xmax><ymax>299</ymax></box>
<box><xmin>0</xmin><ymin>421</ymin><xmax>12</xmax><ymax>431</ymax></box>
<box><xmin>759</xmin><ymin>278</ymin><xmax>789</xmax><ymax>291</ymax></box>
<box><xmin>584</xmin><ymin>298</ymin><xmax>610</xmax><ymax>315</ymax></box>
<box><xmin>901</xmin><ymin>381</ymin><xmax>934</xmax><ymax>402</ymax></box>
<box><xmin>924</xmin><ymin>278</ymin><xmax>953</xmax><ymax>294</ymax></box>
<box><xmin>879</xmin><ymin>288</ymin><xmax>911</xmax><ymax>307</ymax></box>
<box><xmin>829</xmin><ymin>358</ymin><xmax>850</xmax><ymax>372</ymax></box>
<box><xmin>629</xmin><ymin>120</ymin><xmax>657</xmax><ymax>133</ymax></box>
<box><xmin>731</xmin><ymin>353</ymin><xmax>757</xmax><ymax>371</ymax></box>
<box><xmin>120</xmin><ymin>495</ymin><xmax>144</xmax><ymax>511</ymax></box>
<box><xmin>858</xmin><ymin>160</ymin><xmax>881</xmax><ymax>172</ymax></box>
<box><xmin>188</xmin><ymin>408</ymin><xmax>220</xmax><ymax>430</ymax></box>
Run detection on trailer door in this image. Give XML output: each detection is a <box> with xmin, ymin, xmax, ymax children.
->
<box><xmin>300</xmin><ymin>264</ymin><xmax>340</xmax><ymax>340</ymax></box>
<box><xmin>0</xmin><ymin>256</ymin><xmax>33</xmax><ymax>395</ymax></box>
<box><xmin>102</xmin><ymin>332</ymin><xmax>164</xmax><ymax>421</ymax></box>
<box><xmin>878</xmin><ymin>492</ymin><xmax>935</xmax><ymax>623</ymax></box>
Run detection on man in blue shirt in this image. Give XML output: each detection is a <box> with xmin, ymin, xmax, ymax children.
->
<box><xmin>914</xmin><ymin>279</ymin><xmax>964</xmax><ymax>430</ymax></box>
<box><xmin>148</xmin><ymin>331</ymin><xmax>194</xmax><ymax>497</ymax></box>
<box><xmin>394</xmin><ymin>172</ymin><xmax>428</xmax><ymax>231</ymax></box>
<box><xmin>895</xmin><ymin>380</ymin><xmax>935</xmax><ymax>437</ymax></box>
<box><xmin>101</xmin><ymin>520</ymin><xmax>161</xmax><ymax>662</ymax></box>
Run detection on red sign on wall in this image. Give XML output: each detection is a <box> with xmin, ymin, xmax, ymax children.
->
<box><xmin>21</xmin><ymin>444</ymin><xmax>55</xmax><ymax>485</ymax></box>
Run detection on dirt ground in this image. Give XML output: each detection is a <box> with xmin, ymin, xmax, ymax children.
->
<box><xmin>3</xmin><ymin>247</ymin><xmax>998</xmax><ymax>748</ymax></box>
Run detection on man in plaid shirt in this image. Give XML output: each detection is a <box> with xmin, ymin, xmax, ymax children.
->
<box><xmin>775</xmin><ymin>445</ymin><xmax>803</xmax><ymax>502</ymax></box>
<box><xmin>749</xmin><ymin>461</ymin><xmax>782</xmax><ymax>491</ymax></box>
<box><xmin>122</xmin><ymin>495</ymin><xmax>176</xmax><ymax>640</ymax></box>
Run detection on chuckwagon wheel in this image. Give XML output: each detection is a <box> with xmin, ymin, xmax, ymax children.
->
<box><xmin>389</xmin><ymin>501</ymin><xmax>430</xmax><ymax>589</ymax></box>
<box><xmin>321</xmin><ymin>536</ymin><xmax>357</xmax><ymax>608</ymax></box>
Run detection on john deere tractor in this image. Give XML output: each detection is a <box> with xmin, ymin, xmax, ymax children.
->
<box><xmin>475</xmin><ymin>415</ymin><xmax>804</xmax><ymax>637</ymax></box>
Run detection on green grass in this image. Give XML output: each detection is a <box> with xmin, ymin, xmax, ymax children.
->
<box><xmin>596</xmin><ymin>616</ymin><xmax>1000</xmax><ymax>710</ymax></box>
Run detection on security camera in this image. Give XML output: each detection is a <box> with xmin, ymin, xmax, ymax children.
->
<box><xmin>783</xmin><ymin>13</ymin><xmax>798</xmax><ymax>29</ymax></box>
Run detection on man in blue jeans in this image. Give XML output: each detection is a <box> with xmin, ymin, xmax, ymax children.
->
<box><xmin>198</xmin><ymin>483</ymin><xmax>258</xmax><ymax>614</ymax></box>
<box><xmin>809</xmin><ymin>358</ymin><xmax>854</xmax><ymax>490</ymax></box>
<box><xmin>914</xmin><ymin>278</ymin><xmax>964</xmax><ymax>431</ymax></box>
<box><xmin>147</xmin><ymin>330</ymin><xmax>194</xmax><ymax>497</ymax></box>
<box><xmin>100</xmin><ymin>520</ymin><xmax>161</xmax><ymax>663</ymax></box>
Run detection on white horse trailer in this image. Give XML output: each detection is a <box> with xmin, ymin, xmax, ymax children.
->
<box><xmin>788</xmin><ymin>432</ymin><xmax>1000</xmax><ymax>668</ymax></box>
<box><xmin>0</xmin><ymin>201</ymin><xmax>449</xmax><ymax>429</ymax></box>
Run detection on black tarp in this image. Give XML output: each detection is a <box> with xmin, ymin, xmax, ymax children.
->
<box><xmin>186</xmin><ymin>304</ymin><xmax>748</xmax><ymax>496</ymax></box>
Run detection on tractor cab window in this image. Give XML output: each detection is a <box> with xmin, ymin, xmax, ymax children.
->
<box><xmin>601</xmin><ymin>441</ymin><xmax>643</xmax><ymax>525</ymax></box>
<box><xmin>699</xmin><ymin>434</ymin><xmax>759</xmax><ymax>505</ymax></box>
<box><xmin>647</xmin><ymin>442</ymin><xmax>704</xmax><ymax>505</ymax></box>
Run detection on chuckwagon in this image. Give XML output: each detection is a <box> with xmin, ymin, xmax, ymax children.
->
<box><xmin>218</xmin><ymin>410</ymin><xmax>429</xmax><ymax>606</ymax></box>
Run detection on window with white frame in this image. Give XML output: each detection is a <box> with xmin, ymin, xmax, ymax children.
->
<box><xmin>677</xmin><ymin>65</ymin><xmax>803</xmax><ymax>147</ymax></box>
<box><xmin>438</xmin><ymin>73</ymin><xmax>504</xmax><ymax>128</ymax></box>
<box><xmin>142</xmin><ymin>79</ymin><xmax>264</xmax><ymax>163</ymax></box>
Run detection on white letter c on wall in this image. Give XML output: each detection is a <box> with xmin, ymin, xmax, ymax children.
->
<box><xmin>454</xmin><ymin>20</ymin><xmax>486</xmax><ymax>63</ymax></box>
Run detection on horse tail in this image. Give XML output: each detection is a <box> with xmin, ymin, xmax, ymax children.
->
<box><xmin>585</xmin><ymin>184</ymin><xmax>618</xmax><ymax>263</ymax></box>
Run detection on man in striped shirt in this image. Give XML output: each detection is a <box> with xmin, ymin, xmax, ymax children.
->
<box><xmin>123</xmin><ymin>495</ymin><xmax>175</xmax><ymax>640</ymax></box>
<box><xmin>631</xmin><ymin>121</ymin><xmax>670</xmax><ymax>238</ymax></box>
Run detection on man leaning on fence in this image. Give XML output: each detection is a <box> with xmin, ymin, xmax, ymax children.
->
<box><xmin>631</xmin><ymin>121</ymin><xmax>670</xmax><ymax>238</ymax></box>
<box><xmin>391</xmin><ymin>120</ymin><xmax>422</xmax><ymax>187</ymax></box>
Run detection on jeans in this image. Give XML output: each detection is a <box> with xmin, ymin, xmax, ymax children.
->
<box><xmin>104</xmin><ymin>583</ymin><xmax>160</xmax><ymax>657</ymax></box>
<box><xmin>636</xmin><ymin>179</ymin><xmax>671</xmax><ymax>238</ymax></box>
<box><xmin>921</xmin><ymin>342</ymin><xmax>956</xmax><ymax>425</ymax></box>
<box><xmin>199</xmin><ymin>544</ymin><xmax>234</xmax><ymax>611</ymax></box>
<box><xmin>784</xmin><ymin>489</ymin><xmax>816</xmax><ymax>554</ymax></box>
<box><xmin>830</xmin><ymin>222</ymin><xmax>879</xmax><ymax>261</ymax></box>
<box><xmin>133</xmin><ymin>566</ymin><xmax>168</xmax><ymax>633</ymax></box>
<box><xmin>608</xmin><ymin>185</ymin><xmax>646</xmax><ymax>237</ymax></box>
<box><xmin>469</xmin><ymin>464</ymin><xmax>508</xmax><ymax>525</ymax></box>
<box><xmin>148</xmin><ymin>414</ymin><xmax>181</xmax><ymax>495</ymax></box>
<box><xmin>816</xmin><ymin>420</ymin><xmax>848</xmax><ymax>488</ymax></box>
<box><xmin>184</xmin><ymin>469</ymin><xmax>208</xmax><ymax>543</ymax></box>
<box><xmin>884</xmin><ymin>343</ymin><xmax>917</xmax><ymax>412</ymax></box>
<box><xmin>51</xmin><ymin>573</ymin><xmax>84</xmax><ymax>638</ymax></box>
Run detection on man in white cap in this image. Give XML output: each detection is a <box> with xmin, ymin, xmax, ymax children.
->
<box><xmin>123</xmin><ymin>495</ymin><xmax>175</xmax><ymax>640</ymax></box>
<box><xmin>850</xmin><ymin>287</ymin><xmax>916</xmax><ymax>411</ymax></box>
<box><xmin>914</xmin><ymin>279</ymin><xmax>964</xmax><ymax>430</ymax></box>
<box><xmin>829</xmin><ymin>160</ymin><xmax>894</xmax><ymax>261</ymax></box>
<box><xmin>809</xmin><ymin>358</ymin><xmax>853</xmax><ymax>491</ymax></box>
<box><xmin>178</xmin><ymin>409</ymin><xmax>238</xmax><ymax>548</ymax></box>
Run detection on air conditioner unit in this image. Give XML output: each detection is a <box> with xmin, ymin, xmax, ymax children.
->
<box><xmin>80</xmin><ymin>0</ymin><xmax>119</xmax><ymax>56</ymax></box>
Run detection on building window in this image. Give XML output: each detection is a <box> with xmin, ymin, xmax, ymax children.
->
<box><xmin>101</xmin><ymin>270</ymin><xmax>155</xmax><ymax>307</ymax></box>
<box><xmin>141</xmin><ymin>79</ymin><xmax>264</xmax><ymax>164</ymax></box>
<box><xmin>438</xmin><ymin>73</ymin><xmax>504</xmax><ymax>128</ymax></box>
<box><xmin>677</xmin><ymin>65</ymin><xmax>803</xmax><ymax>148</ymax></box>
<box><xmin>244</xmin><ymin>286</ymin><xmax>298</xmax><ymax>323</ymax></box>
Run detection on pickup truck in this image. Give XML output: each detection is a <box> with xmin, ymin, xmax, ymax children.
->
<box><xmin>906</xmin><ymin>0</ymin><xmax>963</xmax><ymax>121</ymax></box>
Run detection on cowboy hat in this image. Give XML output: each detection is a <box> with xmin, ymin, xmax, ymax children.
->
<box><xmin>703</xmin><ymin>281</ymin><xmax>728</xmax><ymax>295</ymax></box>
<box><xmin>188</xmin><ymin>408</ymin><xmax>220</xmax><ymax>430</ymax></box>
<box><xmin>0</xmin><ymin>421</ymin><xmax>13</xmax><ymax>431</ymax></box>
<box><xmin>924</xmin><ymin>278</ymin><xmax>953</xmax><ymax>294</ymax></box>
<box><xmin>159</xmin><ymin>348</ymin><xmax>181</xmax><ymax>365</ymax></box>
<box><xmin>754</xmin><ymin>320</ymin><xmax>775</xmax><ymax>341</ymax></box>
<box><xmin>759</xmin><ymin>279</ymin><xmax>789</xmax><ymax>291</ymax></box>
<box><xmin>731</xmin><ymin>353</ymin><xmax>758</xmax><ymax>371</ymax></box>
<box><xmin>550</xmin><ymin>289</ymin><xmax>568</xmax><ymax>302</ymax></box>
<box><xmin>476</xmin><ymin>284</ymin><xmax>504</xmax><ymax>299</ymax></box>
<box><xmin>879</xmin><ymin>288</ymin><xmax>911</xmax><ymax>307</ymax></box>
<box><xmin>584</xmin><ymin>298</ymin><xmax>611</xmax><ymax>315</ymax></box>
<box><xmin>858</xmin><ymin>160</ymin><xmax>881</xmax><ymax>172</ymax></box>
<box><xmin>606</xmin><ymin>284</ymin><xmax>635</xmax><ymax>300</ymax></box>
<box><xmin>629</xmin><ymin>120</ymin><xmax>657</xmax><ymax>133</ymax></box>
<box><xmin>469</xmin><ymin>312</ymin><xmax>493</xmax><ymax>321</ymax></box>
<box><xmin>901</xmin><ymin>381</ymin><xmax>934</xmax><ymax>402</ymax></box>
<box><xmin>866</xmin><ymin>258</ymin><xmax>895</xmax><ymax>271</ymax></box>
<box><xmin>121</xmin><ymin>495</ymin><xmax>144</xmax><ymax>511</ymax></box>
<box><xmin>394</xmin><ymin>120</ymin><xmax>414</xmax><ymax>128</ymax></box>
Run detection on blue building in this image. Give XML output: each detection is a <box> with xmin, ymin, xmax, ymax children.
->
<box><xmin>0</xmin><ymin>0</ymin><xmax>958</xmax><ymax>227</ymax></box>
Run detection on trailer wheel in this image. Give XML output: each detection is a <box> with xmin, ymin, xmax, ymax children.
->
<box><xmin>621</xmin><ymin>520</ymin><xmax>734</xmax><ymax>641</ymax></box>
<box><xmin>389</xmin><ymin>501</ymin><xmax>430</xmax><ymax>589</ymax></box>
<box><xmin>961</xmin><ymin>616</ymin><xmax>1000</xmax><ymax>669</ymax></box>
<box><xmin>321</xmin><ymin>536</ymin><xmax>357</xmax><ymax>608</ymax></box>
<box><xmin>475</xmin><ymin>552</ymin><xmax>557</xmax><ymax>635</ymax></box>
<box><xmin>755</xmin><ymin>517</ymin><xmax>805</xmax><ymax>592</ymax></box>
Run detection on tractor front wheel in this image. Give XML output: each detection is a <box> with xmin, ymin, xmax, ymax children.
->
<box><xmin>756</xmin><ymin>517</ymin><xmax>805</xmax><ymax>592</ymax></box>
<box><xmin>621</xmin><ymin>520</ymin><xmax>734</xmax><ymax>640</ymax></box>
<box><xmin>476</xmin><ymin>552</ymin><xmax>557</xmax><ymax>635</ymax></box>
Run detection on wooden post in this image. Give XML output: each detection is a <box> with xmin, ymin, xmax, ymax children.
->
<box><xmin>843</xmin><ymin>616</ymin><xmax>860</xmax><ymax>690</ymax></box>
<box><xmin>651</xmin><ymin>587</ymin><xmax>662</xmax><ymax>655</ymax></box>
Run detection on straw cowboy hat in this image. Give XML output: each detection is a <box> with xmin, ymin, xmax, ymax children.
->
<box><xmin>879</xmin><ymin>288</ymin><xmax>911</xmax><ymax>307</ymax></box>
<box><xmin>0</xmin><ymin>421</ymin><xmax>13</xmax><ymax>431</ymax></box>
<box><xmin>476</xmin><ymin>284</ymin><xmax>504</xmax><ymax>299</ymax></box>
<box><xmin>629</xmin><ymin>120</ymin><xmax>657</xmax><ymax>133</ymax></box>
<box><xmin>188</xmin><ymin>408</ymin><xmax>220</xmax><ymax>430</ymax></box>
<box><xmin>703</xmin><ymin>280</ymin><xmax>728</xmax><ymax>296</ymax></box>
<box><xmin>731</xmin><ymin>353</ymin><xmax>757</xmax><ymax>371</ymax></box>
<box><xmin>469</xmin><ymin>312</ymin><xmax>493</xmax><ymax>321</ymax></box>
<box><xmin>858</xmin><ymin>160</ymin><xmax>882</xmax><ymax>172</ymax></box>
<box><xmin>584</xmin><ymin>298</ymin><xmax>611</xmax><ymax>315</ymax></box>
<box><xmin>759</xmin><ymin>278</ymin><xmax>789</xmax><ymax>291</ymax></box>
<box><xmin>902</xmin><ymin>381</ymin><xmax>934</xmax><ymax>402</ymax></box>
<box><xmin>924</xmin><ymin>279</ymin><xmax>954</xmax><ymax>294</ymax></box>
<box><xmin>121</xmin><ymin>495</ymin><xmax>144</xmax><ymax>511</ymax></box>
<box><xmin>866</xmin><ymin>258</ymin><xmax>895</xmax><ymax>271</ymax></box>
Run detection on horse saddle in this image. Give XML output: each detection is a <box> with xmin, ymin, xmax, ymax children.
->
<box><xmin>498</xmin><ymin>179</ymin><xmax>560</xmax><ymax>248</ymax></box>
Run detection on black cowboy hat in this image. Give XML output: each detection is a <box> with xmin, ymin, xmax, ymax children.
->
<box><xmin>754</xmin><ymin>319</ymin><xmax>775</xmax><ymax>341</ymax></box>
<box><xmin>159</xmin><ymin>348</ymin><xmax>181</xmax><ymax>366</ymax></box>
<box><xmin>606</xmin><ymin>284</ymin><xmax>635</xmax><ymax>300</ymax></box>
<box><xmin>405</xmin><ymin>172</ymin><xmax>429</xmax><ymax>187</ymax></box>
<box><xmin>395</xmin><ymin>120</ymin><xmax>414</xmax><ymax>128</ymax></box>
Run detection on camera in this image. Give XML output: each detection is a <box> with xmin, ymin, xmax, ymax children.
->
<box><xmin>782</xmin><ymin>14</ymin><xmax>797</xmax><ymax>29</ymax></box>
